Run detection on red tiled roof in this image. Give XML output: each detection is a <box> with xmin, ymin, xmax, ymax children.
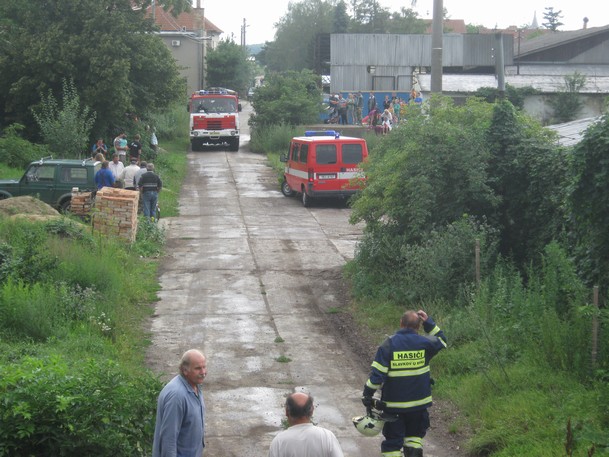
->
<box><xmin>146</xmin><ymin>5</ymin><xmax>222</xmax><ymax>34</ymax></box>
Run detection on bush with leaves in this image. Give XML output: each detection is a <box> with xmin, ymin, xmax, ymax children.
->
<box><xmin>347</xmin><ymin>97</ymin><xmax>501</xmax><ymax>304</ymax></box>
<box><xmin>249</xmin><ymin>123</ymin><xmax>303</xmax><ymax>155</ymax></box>
<box><xmin>32</xmin><ymin>78</ymin><xmax>96</xmax><ymax>158</ymax></box>
<box><xmin>0</xmin><ymin>356</ymin><xmax>162</xmax><ymax>456</ymax></box>
<box><xmin>473</xmin><ymin>84</ymin><xmax>539</xmax><ymax>110</ymax></box>
<box><xmin>347</xmin><ymin>216</ymin><xmax>498</xmax><ymax>305</ymax></box>
<box><xmin>569</xmin><ymin>113</ymin><xmax>609</xmax><ymax>291</ymax></box>
<box><xmin>548</xmin><ymin>72</ymin><xmax>587</xmax><ymax>123</ymax></box>
<box><xmin>350</xmin><ymin>96</ymin><xmax>498</xmax><ymax>244</ymax></box>
<box><xmin>486</xmin><ymin>99</ymin><xmax>571</xmax><ymax>267</ymax></box>
<box><xmin>249</xmin><ymin>70</ymin><xmax>322</xmax><ymax>129</ymax></box>
<box><xmin>205</xmin><ymin>38</ymin><xmax>252</xmax><ymax>95</ymax></box>
<box><xmin>0</xmin><ymin>124</ymin><xmax>51</xmax><ymax>168</ymax></box>
<box><xmin>469</xmin><ymin>242</ymin><xmax>600</xmax><ymax>379</ymax></box>
<box><xmin>0</xmin><ymin>0</ymin><xmax>185</xmax><ymax>141</ymax></box>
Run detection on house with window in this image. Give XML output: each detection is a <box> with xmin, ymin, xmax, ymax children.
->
<box><xmin>147</xmin><ymin>2</ymin><xmax>222</xmax><ymax>95</ymax></box>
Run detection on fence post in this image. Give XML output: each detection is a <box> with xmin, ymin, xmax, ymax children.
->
<box><xmin>475</xmin><ymin>238</ymin><xmax>481</xmax><ymax>286</ymax></box>
<box><xmin>591</xmin><ymin>285</ymin><xmax>599</xmax><ymax>368</ymax></box>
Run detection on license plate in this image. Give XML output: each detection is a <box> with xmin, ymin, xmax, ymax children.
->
<box><xmin>318</xmin><ymin>173</ymin><xmax>336</xmax><ymax>179</ymax></box>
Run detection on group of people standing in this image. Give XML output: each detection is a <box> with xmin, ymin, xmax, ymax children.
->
<box><xmin>365</xmin><ymin>90</ymin><xmax>422</xmax><ymax>134</ymax></box>
<box><xmin>327</xmin><ymin>90</ymin><xmax>423</xmax><ymax>133</ymax></box>
<box><xmin>151</xmin><ymin>309</ymin><xmax>446</xmax><ymax>457</ymax></box>
<box><xmin>328</xmin><ymin>92</ymin><xmax>365</xmax><ymax>125</ymax></box>
<box><xmin>91</xmin><ymin>131</ymin><xmax>162</xmax><ymax>221</ymax></box>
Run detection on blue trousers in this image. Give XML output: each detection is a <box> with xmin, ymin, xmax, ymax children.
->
<box><xmin>142</xmin><ymin>190</ymin><xmax>158</xmax><ymax>220</ymax></box>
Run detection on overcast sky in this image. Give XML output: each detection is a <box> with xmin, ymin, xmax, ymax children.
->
<box><xmin>201</xmin><ymin>0</ymin><xmax>606</xmax><ymax>45</ymax></box>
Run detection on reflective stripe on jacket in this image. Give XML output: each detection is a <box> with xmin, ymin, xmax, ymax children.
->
<box><xmin>364</xmin><ymin>318</ymin><xmax>447</xmax><ymax>412</ymax></box>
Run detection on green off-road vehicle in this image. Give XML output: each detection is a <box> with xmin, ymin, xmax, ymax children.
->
<box><xmin>0</xmin><ymin>157</ymin><xmax>100</xmax><ymax>212</ymax></box>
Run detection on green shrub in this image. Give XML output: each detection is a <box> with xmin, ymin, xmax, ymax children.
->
<box><xmin>145</xmin><ymin>102</ymin><xmax>190</xmax><ymax>142</ymax></box>
<box><xmin>0</xmin><ymin>356</ymin><xmax>162</xmax><ymax>456</ymax></box>
<box><xmin>249</xmin><ymin>123</ymin><xmax>302</xmax><ymax>155</ymax></box>
<box><xmin>0</xmin><ymin>124</ymin><xmax>50</xmax><ymax>168</ymax></box>
<box><xmin>439</xmin><ymin>362</ymin><xmax>608</xmax><ymax>457</ymax></box>
<box><xmin>549</xmin><ymin>72</ymin><xmax>587</xmax><ymax>123</ymax></box>
<box><xmin>152</xmin><ymin>138</ymin><xmax>189</xmax><ymax>218</ymax></box>
<box><xmin>348</xmin><ymin>216</ymin><xmax>498</xmax><ymax>305</ymax></box>
<box><xmin>0</xmin><ymin>280</ymin><xmax>67</xmax><ymax>341</ymax></box>
<box><xmin>133</xmin><ymin>218</ymin><xmax>166</xmax><ymax>257</ymax></box>
<box><xmin>473</xmin><ymin>84</ymin><xmax>540</xmax><ymax>109</ymax></box>
<box><xmin>32</xmin><ymin>78</ymin><xmax>96</xmax><ymax>158</ymax></box>
<box><xmin>249</xmin><ymin>70</ymin><xmax>321</xmax><ymax>129</ymax></box>
<box><xmin>0</xmin><ymin>228</ymin><xmax>59</xmax><ymax>285</ymax></box>
<box><xmin>469</xmin><ymin>242</ymin><xmax>601</xmax><ymax>381</ymax></box>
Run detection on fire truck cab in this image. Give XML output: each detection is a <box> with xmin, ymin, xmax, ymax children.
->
<box><xmin>189</xmin><ymin>88</ymin><xmax>242</xmax><ymax>151</ymax></box>
<box><xmin>280</xmin><ymin>130</ymin><xmax>368</xmax><ymax>207</ymax></box>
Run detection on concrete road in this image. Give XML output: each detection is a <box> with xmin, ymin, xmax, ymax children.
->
<box><xmin>146</xmin><ymin>104</ymin><xmax>453</xmax><ymax>457</ymax></box>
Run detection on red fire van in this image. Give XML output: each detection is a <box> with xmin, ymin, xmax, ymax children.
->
<box><xmin>280</xmin><ymin>130</ymin><xmax>368</xmax><ymax>207</ymax></box>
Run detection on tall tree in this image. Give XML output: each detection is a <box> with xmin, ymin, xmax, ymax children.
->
<box><xmin>249</xmin><ymin>70</ymin><xmax>321</xmax><ymax>128</ymax></box>
<box><xmin>0</xmin><ymin>0</ymin><xmax>184</xmax><ymax>140</ymax></box>
<box><xmin>569</xmin><ymin>114</ymin><xmax>609</xmax><ymax>289</ymax></box>
<box><xmin>542</xmin><ymin>7</ymin><xmax>564</xmax><ymax>31</ymax></box>
<box><xmin>32</xmin><ymin>79</ymin><xmax>96</xmax><ymax>157</ymax></box>
<box><xmin>386</xmin><ymin>7</ymin><xmax>427</xmax><ymax>34</ymax></box>
<box><xmin>205</xmin><ymin>39</ymin><xmax>251</xmax><ymax>94</ymax></box>
<box><xmin>351</xmin><ymin>0</ymin><xmax>391</xmax><ymax>33</ymax></box>
<box><xmin>263</xmin><ymin>0</ymin><xmax>335</xmax><ymax>72</ymax></box>
<box><xmin>486</xmin><ymin>99</ymin><xmax>569</xmax><ymax>266</ymax></box>
<box><xmin>333</xmin><ymin>1</ymin><xmax>350</xmax><ymax>33</ymax></box>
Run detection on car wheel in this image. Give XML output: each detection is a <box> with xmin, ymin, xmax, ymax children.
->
<box><xmin>229</xmin><ymin>138</ymin><xmax>239</xmax><ymax>152</ymax></box>
<box><xmin>60</xmin><ymin>199</ymin><xmax>71</xmax><ymax>213</ymax></box>
<box><xmin>301</xmin><ymin>189</ymin><xmax>311</xmax><ymax>207</ymax></box>
<box><xmin>191</xmin><ymin>140</ymin><xmax>202</xmax><ymax>152</ymax></box>
<box><xmin>281</xmin><ymin>179</ymin><xmax>294</xmax><ymax>197</ymax></box>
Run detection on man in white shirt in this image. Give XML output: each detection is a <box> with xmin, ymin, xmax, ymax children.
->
<box><xmin>269</xmin><ymin>392</ymin><xmax>344</xmax><ymax>457</ymax></box>
<box><xmin>119</xmin><ymin>158</ymin><xmax>141</xmax><ymax>190</ymax></box>
<box><xmin>108</xmin><ymin>153</ymin><xmax>125</xmax><ymax>187</ymax></box>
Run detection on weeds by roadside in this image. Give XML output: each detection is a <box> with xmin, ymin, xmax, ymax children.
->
<box><xmin>0</xmin><ymin>141</ymin><xmax>188</xmax><ymax>456</ymax></box>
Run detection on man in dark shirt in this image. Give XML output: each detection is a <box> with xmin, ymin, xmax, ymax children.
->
<box><xmin>128</xmin><ymin>134</ymin><xmax>142</xmax><ymax>164</ymax></box>
<box><xmin>138</xmin><ymin>163</ymin><xmax>162</xmax><ymax>221</ymax></box>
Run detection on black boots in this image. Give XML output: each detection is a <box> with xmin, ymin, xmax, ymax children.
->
<box><xmin>404</xmin><ymin>448</ymin><xmax>423</xmax><ymax>457</ymax></box>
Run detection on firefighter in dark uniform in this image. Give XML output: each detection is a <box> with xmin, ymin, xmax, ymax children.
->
<box><xmin>362</xmin><ymin>309</ymin><xmax>447</xmax><ymax>457</ymax></box>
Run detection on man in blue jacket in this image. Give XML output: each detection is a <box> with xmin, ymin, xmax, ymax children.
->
<box><xmin>94</xmin><ymin>161</ymin><xmax>115</xmax><ymax>190</ymax></box>
<box><xmin>152</xmin><ymin>349</ymin><xmax>207</xmax><ymax>457</ymax></box>
<box><xmin>362</xmin><ymin>310</ymin><xmax>447</xmax><ymax>457</ymax></box>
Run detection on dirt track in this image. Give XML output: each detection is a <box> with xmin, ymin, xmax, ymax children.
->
<box><xmin>145</xmin><ymin>103</ymin><xmax>466</xmax><ymax>457</ymax></box>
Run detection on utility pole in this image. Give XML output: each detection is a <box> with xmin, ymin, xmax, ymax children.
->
<box><xmin>430</xmin><ymin>0</ymin><xmax>443</xmax><ymax>93</ymax></box>
<box><xmin>241</xmin><ymin>18</ymin><xmax>247</xmax><ymax>47</ymax></box>
<box><xmin>495</xmin><ymin>33</ymin><xmax>506</xmax><ymax>99</ymax></box>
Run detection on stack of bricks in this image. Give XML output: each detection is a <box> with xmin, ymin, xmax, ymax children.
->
<box><xmin>93</xmin><ymin>187</ymin><xmax>140</xmax><ymax>243</ymax></box>
<box><xmin>70</xmin><ymin>190</ymin><xmax>94</xmax><ymax>216</ymax></box>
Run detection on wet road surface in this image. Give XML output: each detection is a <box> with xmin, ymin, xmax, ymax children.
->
<box><xmin>146</xmin><ymin>104</ymin><xmax>453</xmax><ymax>457</ymax></box>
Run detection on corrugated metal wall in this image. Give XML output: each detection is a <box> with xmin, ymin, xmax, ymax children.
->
<box><xmin>330</xmin><ymin>33</ymin><xmax>514</xmax><ymax>93</ymax></box>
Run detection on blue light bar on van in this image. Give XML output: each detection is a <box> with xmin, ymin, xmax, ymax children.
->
<box><xmin>196</xmin><ymin>88</ymin><xmax>229</xmax><ymax>95</ymax></box>
<box><xmin>305</xmin><ymin>130</ymin><xmax>340</xmax><ymax>138</ymax></box>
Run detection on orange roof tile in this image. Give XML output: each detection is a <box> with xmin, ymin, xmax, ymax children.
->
<box><xmin>146</xmin><ymin>5</ymin><xmax>222</xmax><ymax>34</ymax></box>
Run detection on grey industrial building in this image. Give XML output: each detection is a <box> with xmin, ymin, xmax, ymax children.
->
<box><xmin>328</xmin><ymin>25</ymin><xmax>609</xmax><ymax>123</ymax></box>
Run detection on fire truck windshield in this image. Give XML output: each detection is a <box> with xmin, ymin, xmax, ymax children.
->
<box><xmin>193</xmin><ymin>97</ymin><xmax>237</xmax><ymax>114</ymax></box>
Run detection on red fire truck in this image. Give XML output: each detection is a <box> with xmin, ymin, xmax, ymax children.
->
<box><xmin>188</xmin><ymin>88</ymin><xmax>242</xmax><ymax>151</ymax></box>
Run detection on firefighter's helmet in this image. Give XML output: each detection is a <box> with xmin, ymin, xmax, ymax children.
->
<box><xmin>352</xmin><ymin>413</ymin><xmax>384</xmax><ymax>436</ymax></box>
